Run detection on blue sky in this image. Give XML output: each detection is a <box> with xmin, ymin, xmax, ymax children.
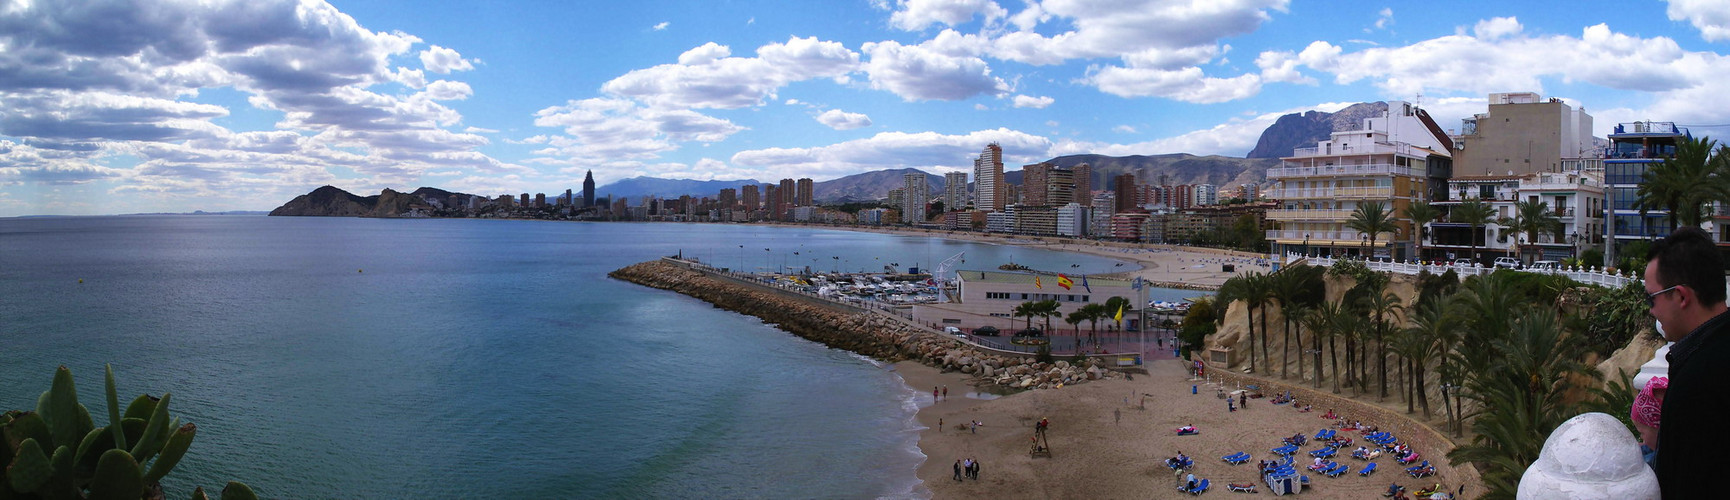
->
<box><xmin>6</xmin><ymin>0</ymin><xmax>1730</xmax><ymax>215</ymax></box>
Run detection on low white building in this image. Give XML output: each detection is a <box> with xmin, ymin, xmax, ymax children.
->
<box><xmin>1057</xmin><ymin>203</ymin><xmax>1089</xmax><ymax>237</ymax></box>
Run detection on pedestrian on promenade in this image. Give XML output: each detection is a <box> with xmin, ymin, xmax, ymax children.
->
<box><xmin>1646</xmin><ymin>227</ymin><xmax>1730</xmax><ymax>499</ymax></box>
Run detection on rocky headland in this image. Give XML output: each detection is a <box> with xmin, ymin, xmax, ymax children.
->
<box><xmin>608</xmin><ymin>260</ymin><xmax>1119</xmax><ymax>390</ymax></box>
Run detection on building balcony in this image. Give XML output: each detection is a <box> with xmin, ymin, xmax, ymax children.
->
<box><xmin>1265</xmin><ymin>209</ymin><xmax>1354</xmax><ymax>221</ymax></box>
<box><xmin>1268</xmin><ymin>163</ymin><xmax>1422</xmax><ymax>179</ymax></box>
<box><xmin>1266</xmin><ymin>186</ymin><xmax>1392</xmax><ymax>200</ymax></box>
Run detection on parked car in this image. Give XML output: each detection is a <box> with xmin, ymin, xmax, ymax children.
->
<box><xmin>944</xmin><ymin>326</ymin><xmax>962</xmax><ymax>335</ymax></box>
<box><xmin>1452</xmin><ymin>258</ymin><xmax>1476</xmax><ymax>267</ymax></box>
<box><xmin>1013</xmin><ymin>328</ymin><xmax>1045</xmax><ymax>338</ymax></box>
<box><xmin>1529</xmin><ymin>260</ymin><xmax>1559</xmax><ymax>271</ymax></box>
<box><xmin>1493</xmin><ymin>257</ymin><xmax>1521</xmax><ymax>269</ymax></box>
<box><xmin>973</xmin><ymin>326</ymin><xmax>1001</xmax><ymax>336</ymax></box>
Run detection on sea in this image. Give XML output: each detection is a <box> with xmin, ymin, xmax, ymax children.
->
<box><xmin>0</xmin><ymin>216</ymin><xmax>1198</xmax><ymax>499</ymax></box>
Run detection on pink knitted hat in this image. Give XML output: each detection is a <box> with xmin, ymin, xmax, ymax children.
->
<box><xmin>1632</xmin><ymin>377</ymin><xmax>1668</xmax><ymax>429</ymax></box>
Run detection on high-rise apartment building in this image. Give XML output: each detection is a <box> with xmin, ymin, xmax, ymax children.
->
<box><xmin>974</xmin><ymin>144</ymin><xmax>1005</xmax><ymax>211</ymax></box>
<box><xmin>944</xmin><ymin>171</ymin><xmax>969</xmax><ymax>211</ymax></box>
<box><xmin>742</xmin><ymin>184</ymin><xmax>760</xmax><ymax>210</ymax></box>
<box><xmin>1114</xmin><ymin>174</ymin><xmax>1137</xmax><ymax>213</ymax></box>
<box><xmin>796</xmin><ymin>178</ymin><xmax>813</xmax><ymax>207</ymax></box>
<box><xmin>1605</xmin><ymin>121</ymin><xmax>1689</xmax><ymax>265</ymax></box>
<box><xmin>763</xmin><ymin>184</ymin><xmax>779</xmax><ymax>220</ymax></box>
<box><xmin>1266</xmin><ymin>101</ymin><xmax>1453</xmax><ymax>260</ymax></box>
<box><xmin>1022</xmin><ymin>162</ymin><xmax>1083</xmax><ymax>207</ymax></box>
<box><xmin>583</xmin><ymin>170</ymin><xmax>596</xmax><ymax>208</ymax></box>
<box><xmin>778</xmin><ymin>178</ymin><xmax>796</xmax><ymax>220</ymax></box>
<box><xmin>1023</xmin><ymin>163</ymin><xmax>1051</xmax><ymax>207</ymax></box>
<box><xmin>718</xmin><ymin>188</ymin><xmax>737</xmax><ymax>209</ymax></box>
<box><xmin>1195</xmin><ymin>184</ymin><xmax>1218</xmax><ymax>206</ymax></box>
<box><xmin>903</xmin><ymin>172</ymin><xmax>929</xmax><ymax>224</ymax></box>
<box><xmin>1072</xmin><ymin>163</ymin><xmax>1092</xmax><ymax>207</ymax></box>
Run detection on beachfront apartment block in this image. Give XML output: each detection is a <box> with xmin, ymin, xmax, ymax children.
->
<box><xmin>945</xmin><ymin>171</ymin><xmax>969</xmax><ymax>211</ymax></box>
<box><xmin>903</xmin><ymin>172</ymin><xmax>929</xmax><ymax>223</ymax></box>
<box><xmin>1057</xmin><ymin>203</ymin><xmax>1089</xmax><ymax>237</ymax></box>
<box><xmin>975</xmin><ymin>144</ymin><xmax>1006</xmax><ymax>212</ymax></box>
<box><xmin>1266</xmin><ymin>101</ymin><xmax>1454</xmax><ymax>260</ymax></box>
<box><xmin>1012</xmin><ymin>205</ymin><xmax>1058</xmax><ymax>236</ymax></box>
<box><xmin>1600</xmin><ymin>121</ymin><xmax>1724</xmax><ymax>265</ymax></box>
<box><xmin>1429</xmin><ymin>172</ymin><xmax>1604</xmax><ymax>263</ymax></box>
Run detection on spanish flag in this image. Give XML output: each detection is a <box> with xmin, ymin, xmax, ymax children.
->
<box><xmin>1056</xmin><ymin>274</ymin><xmax>1073</xmax><ymax>290</ymax></box>
<box><xmin>1035</xmin><ymin>276</ymin><xmax>1043</xmax><ymax>289</ymax></box>
<box><xmin>1114</xmin><ymin>303</ymin><xmax>1124</xmax><ymax>323</ymax></box>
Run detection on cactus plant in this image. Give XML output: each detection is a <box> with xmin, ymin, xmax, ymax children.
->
<box><xmin>0</xmin><ymin>365</ymin><xmax>256</xmax><ymax>499</ymax></box>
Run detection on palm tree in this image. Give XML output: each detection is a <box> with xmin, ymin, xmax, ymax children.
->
<box><xmin>1402</xmin><ymin>200</ymin><xmax>1441</xmax><ymax>262</ymax></box>
<box><xmin>1347</xmin><ymin>201</ymin><xmax>1400</xmax><ymax>259</ymax></box>
<box><xmin>1329</xmin><ymin>312</ymin><xmax>1358</xmax><ymax>394</ymax></box>
<box><xmin>1104</xmin><ymin>296</ymin><xmax>1131</xmax><ymax>333</ymax></box>
<box><xmin>1507</xmin><ymin>199</ymin><xmax>1562</xmax><ymax>261</ymax></box>
<box><xmin>1300</xmin><ymin>301</ymin><xmax>1342</xmax><ymax>389</ymax></box>
<box><xmin>1636</xmin><ymin>135</ymin><xmax>1723</xmax><ymax>230</ymax></box>
<box><xmin>1270</xmin><ymin>265</ymin><xmax>1325</xmax><ymax>380</ymax></box>
<box><xmin>1247</xmin><ymin>273</ymin><xmax>1275</xmax><ymax>373</ymax></box>
<box><xmin>1450</xmin><ymin>198</ymin><xmax>1496</xmax><ymax>263</ymax></box>
<box><xmin>1447</xmin><ymin>310</ymin><xmax>1600</xmax><ymax>499</ymax></box>
<box><xmin>1215</xmin><ymin>275</ymin><xmax>1257</xmax><ymax>373</ymax></box>
<box><xmin>1012</xmin><ymin>301</ymin><xmax>1037</xmax><ymax>332</ymax></box>
<box><xmin>1064</xmin><ymin>310</ymin><xmax>1085</xmax><ymax>346</ymax></box>
<box><xmin>1077</xmin><ymin>303</ymin><xmax>1109</xmax><ymax>345</ymax></box>
<box><xmin>1035</xmin><ymin>299</ymin><xmax>1061</xmax><ymax>334</ymax></box>
<box><xmin>1401</xmin><ymin>298</ymin><xmax>1458</xmax><ymax>420</ymax></box>
<box><xmin>1358</xmin><ymin>286</ymin><xmax>1405</xmax><ymax>400</ymax></box>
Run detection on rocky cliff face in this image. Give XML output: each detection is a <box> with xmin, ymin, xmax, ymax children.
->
<box><xmin>1246</xmin><ymin>102</ymin><xmax>1388</xmax><ymax>158</ymax></box>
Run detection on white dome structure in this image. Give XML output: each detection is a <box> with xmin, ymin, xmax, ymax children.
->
<box><xmin>1516</xmin><ymin>412</ymin><xmax>1658</xmax><ymax>500</ymax></box>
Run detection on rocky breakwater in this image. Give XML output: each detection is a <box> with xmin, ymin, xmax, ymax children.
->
<box><xmin>610</xmin><ymin>260</ymin><xmax>1118</xmax><ymax>391</ymax></box>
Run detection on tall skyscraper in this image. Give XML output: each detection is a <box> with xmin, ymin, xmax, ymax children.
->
<box><xmin>742</xmin><ymin>184</ymin><xmax>760</xmax><ymax>210</ymax></box>
<box><xmin>1072</xmin><ymin>163</ymin><xmax>1092</xmax><ymax>207</ymax></box>
<box><xmin>973</xmin><ymin>144</ymin><xmax>1004</xmax><ymax>212</ymax></box>
<box><xmin>796</xmin><ymin>178</ymin><xmax>813</xmax><ymax>206</ymax></box>
<box><xmin>763</xmin><ymin>184</ymin><xmax>779</xmax><ymax>219</ymax></box>
<box><xmin>1022</xmin><ymin>162</ymin><xmax>1052</xmax><ymax>207</ymax></box>
<box><xmin>778</xmin><ymin>178</ymin><xmax>795</xmax><ymax>220</ymax></box>
<box><xmin>903</xmin><ymin>172</ymin><xmax>929</xmax><ymax>223</ymax></box>
<box><xmin>944</xmin><ymin>171</ymin><xmax>968</xmax><ymax>211</ymax></box>
<box><xmin>582</xmin><ymin>170</ymin><xmax>596</xmax><ymax>208</ymax></box>
<box><xmin>718</xmin><ymin>188</ymin><xmax>737</xmax><ymax>210</ymax></box>
<box><xmin>1114</xmin><ymin>174</ymin><xmax>1137</xmax><ymax>213</ymax></box>
<box><xmin>563</xmin><ymin>189</ymin><xmax>573</xmax><ymax>207</ymax></box>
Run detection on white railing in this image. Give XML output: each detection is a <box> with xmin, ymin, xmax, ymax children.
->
<box><xmin>1266</xmin><ymin>230</ymin><xmax>1397</xmax><ymax>242</ymax></box>
<box><xmin>1266</xmin><ymin>187</ymin><xmax>1393</xmax><ymax>199</ymax></box>
<box><xmin>1265</xmin><ymin>209</ymin><xmax>1355</xmax><ymax>220</ymax></box>
<box><xmin>1268</xmin><ymin>163</ymin><xmax>1423</xmax><ymax>179</ymax></box>
<box><xmin>1286</xmin><ymin>253</ymin><xmax>1639</xmax><ymax>288</ymax></box>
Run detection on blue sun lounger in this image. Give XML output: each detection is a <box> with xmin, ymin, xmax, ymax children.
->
<box><xmin>1359</xmin><ymin>462</ymin><xmax>1378</xmax><ymax>476</ymax></box>
<box><xmin>1189</xmin><ymin>478</ymin><xmax>1210</xmax><ymax>495</ymax></box>
<box><xmin>1222</xmin><ymin>452</ymin><xmax>1251</xmax><ymax>464</ymax></box>
<box><xmin>1325</xmin><ymin>463</ymin><xmax>1348</xmax><ymax>477</ymax></box>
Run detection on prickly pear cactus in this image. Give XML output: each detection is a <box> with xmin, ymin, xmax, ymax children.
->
<box><xmin>0</xmin><ymin>365</ymin><xmax>257</xmax><ymax>499</ymax></box>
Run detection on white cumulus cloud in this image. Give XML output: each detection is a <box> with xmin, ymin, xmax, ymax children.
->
<box><xmin>816</xmin><ymin>109</ymin><xmax>873</xmax><ymax>130</ymax></box>
<box><xmin>1012</xmin><ymin>95</ymin><xmax>1054</xmax><ymax>108</ymax></box>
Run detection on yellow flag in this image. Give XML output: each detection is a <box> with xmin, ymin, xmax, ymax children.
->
<box><xmin>1114</xmin><ymin>303</ymin><xmax>1124</xmax><ymax>323</ymax></box>
<box><xmin>1035</xmin><ymin>276</ymin><xmax>1043</xmax><ymax>289</ymax></box>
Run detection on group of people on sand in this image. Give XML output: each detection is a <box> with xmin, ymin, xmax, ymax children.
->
<box><xmin>951</xmin><ymin>458</ymin><xmax>980</xmax><ymax>481</ymax></box>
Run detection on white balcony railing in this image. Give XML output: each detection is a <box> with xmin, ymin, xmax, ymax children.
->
<box><xmin>1268</xmin><ymin>163</ymin><xmax>1423</xmax><ymax>179</ymax></box>
<box><xmin>1266</xmin><ymin>187</ymin><xmax>1393</xmax><ymax>200</ymax></box>
<box><xmin>1266</xmin><ymin>209</ymin><xmax>1355</xmax><ymax>220</ymax></box>
<box><xmin>1288</xmin><ymin>254</ymin><xmax>1639</xmax><ymax>289</ymax></box>
<box><xmin>1266</xmin><ymin>230</ymin><xmax>1397</xmax><ymax>242</ymax></box>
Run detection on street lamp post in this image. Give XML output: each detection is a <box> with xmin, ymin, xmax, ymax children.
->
<box><xmin>1302</xmin><ymin>234</ymin><xmax>1310</xmax><ymax>258</ymax></box>
<box><xmin>1360</xmin><ymin>233</ymin><xmax>1369</xmax><ymax>259</ymax></box>
<box><xmin>1569</xmin><ymin>232</ymin><xmax>1582</xmax><ymax>260</ymax></box>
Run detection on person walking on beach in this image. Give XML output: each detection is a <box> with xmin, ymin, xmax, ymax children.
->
<box><xmin>933</xmin><ymin>387</ymin><xmax>939</xmax><ymax>402</ymax></box>
<box><xmin>1240</xmin><ymin>392</ymin><xmax>1248</xmax><ymax>410</ymax></box>
<box><xmin>942</xmin><ymin>385</ymin><xmax>948</xmax><ymax>401</ymax></box>
<box><xmin>953</xmin><ymin>460</ymin><xmax>963</xmax><ymax>481</ymax></box>
<box><xmin>1645</xmin><ymin>227</ymin><xmax>1730</xmax><ymax>499</ymax></box>
<box><xmin>938</xmin><ymin>418</ymin><xmax>943</xmax><ymax>433</ymax></box>
<box><xmin>969</xmin><ymin>458</ymin><xmax>980</xmax><ymax>480</ymax></box>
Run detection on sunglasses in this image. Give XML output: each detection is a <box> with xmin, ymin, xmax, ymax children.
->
<box><xmin>1647</xmin><ymin>285</ymin><xmax>1682</xmax><ymax>307</ymax></box>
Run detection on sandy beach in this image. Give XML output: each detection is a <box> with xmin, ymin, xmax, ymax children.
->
<box><xmin>895</xmin><ymin>359</ymin><xmax>1474</xmax><ymax>499</ymax></box>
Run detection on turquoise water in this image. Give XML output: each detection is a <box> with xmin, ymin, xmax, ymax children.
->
<box><xmin>0</xmin><ymin>216</ymin><xmax>1140</xmax><ymax>499</ymax></box>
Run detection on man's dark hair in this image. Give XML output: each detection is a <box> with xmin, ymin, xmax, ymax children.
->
<box><xmin>1647</xmin><ymin>226</ymin><xmax>1727</xmax><ymax>306</ymax></box>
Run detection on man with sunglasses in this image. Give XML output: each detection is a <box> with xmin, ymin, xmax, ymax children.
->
<box><xmin>1646</xmin><ymin>227</ymin><xmax>1730</xmax><ymax>498</ymax></box>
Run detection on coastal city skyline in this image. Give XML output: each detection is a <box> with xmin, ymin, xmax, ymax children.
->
<box><xmin>7</xmin><ymin>0</ymin><xmax>1730</xmax><ymax>216</ymax></box>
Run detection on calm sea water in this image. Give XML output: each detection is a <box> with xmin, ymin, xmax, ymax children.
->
<box><xmin>0</xmin><ymin>216</ymin><xmax>1163</xmax><ymax>499</ymax></box>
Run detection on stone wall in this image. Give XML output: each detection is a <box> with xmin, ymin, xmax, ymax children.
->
<box><xmin>610</xmin><ymin>260</ymin><xmax>1119</xmax><ymax>391</ymax></box>
<box><xmin>1198</xmin><ymin>360</ymin><xmax>1484</xmax><ymax>493</ymax></box>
